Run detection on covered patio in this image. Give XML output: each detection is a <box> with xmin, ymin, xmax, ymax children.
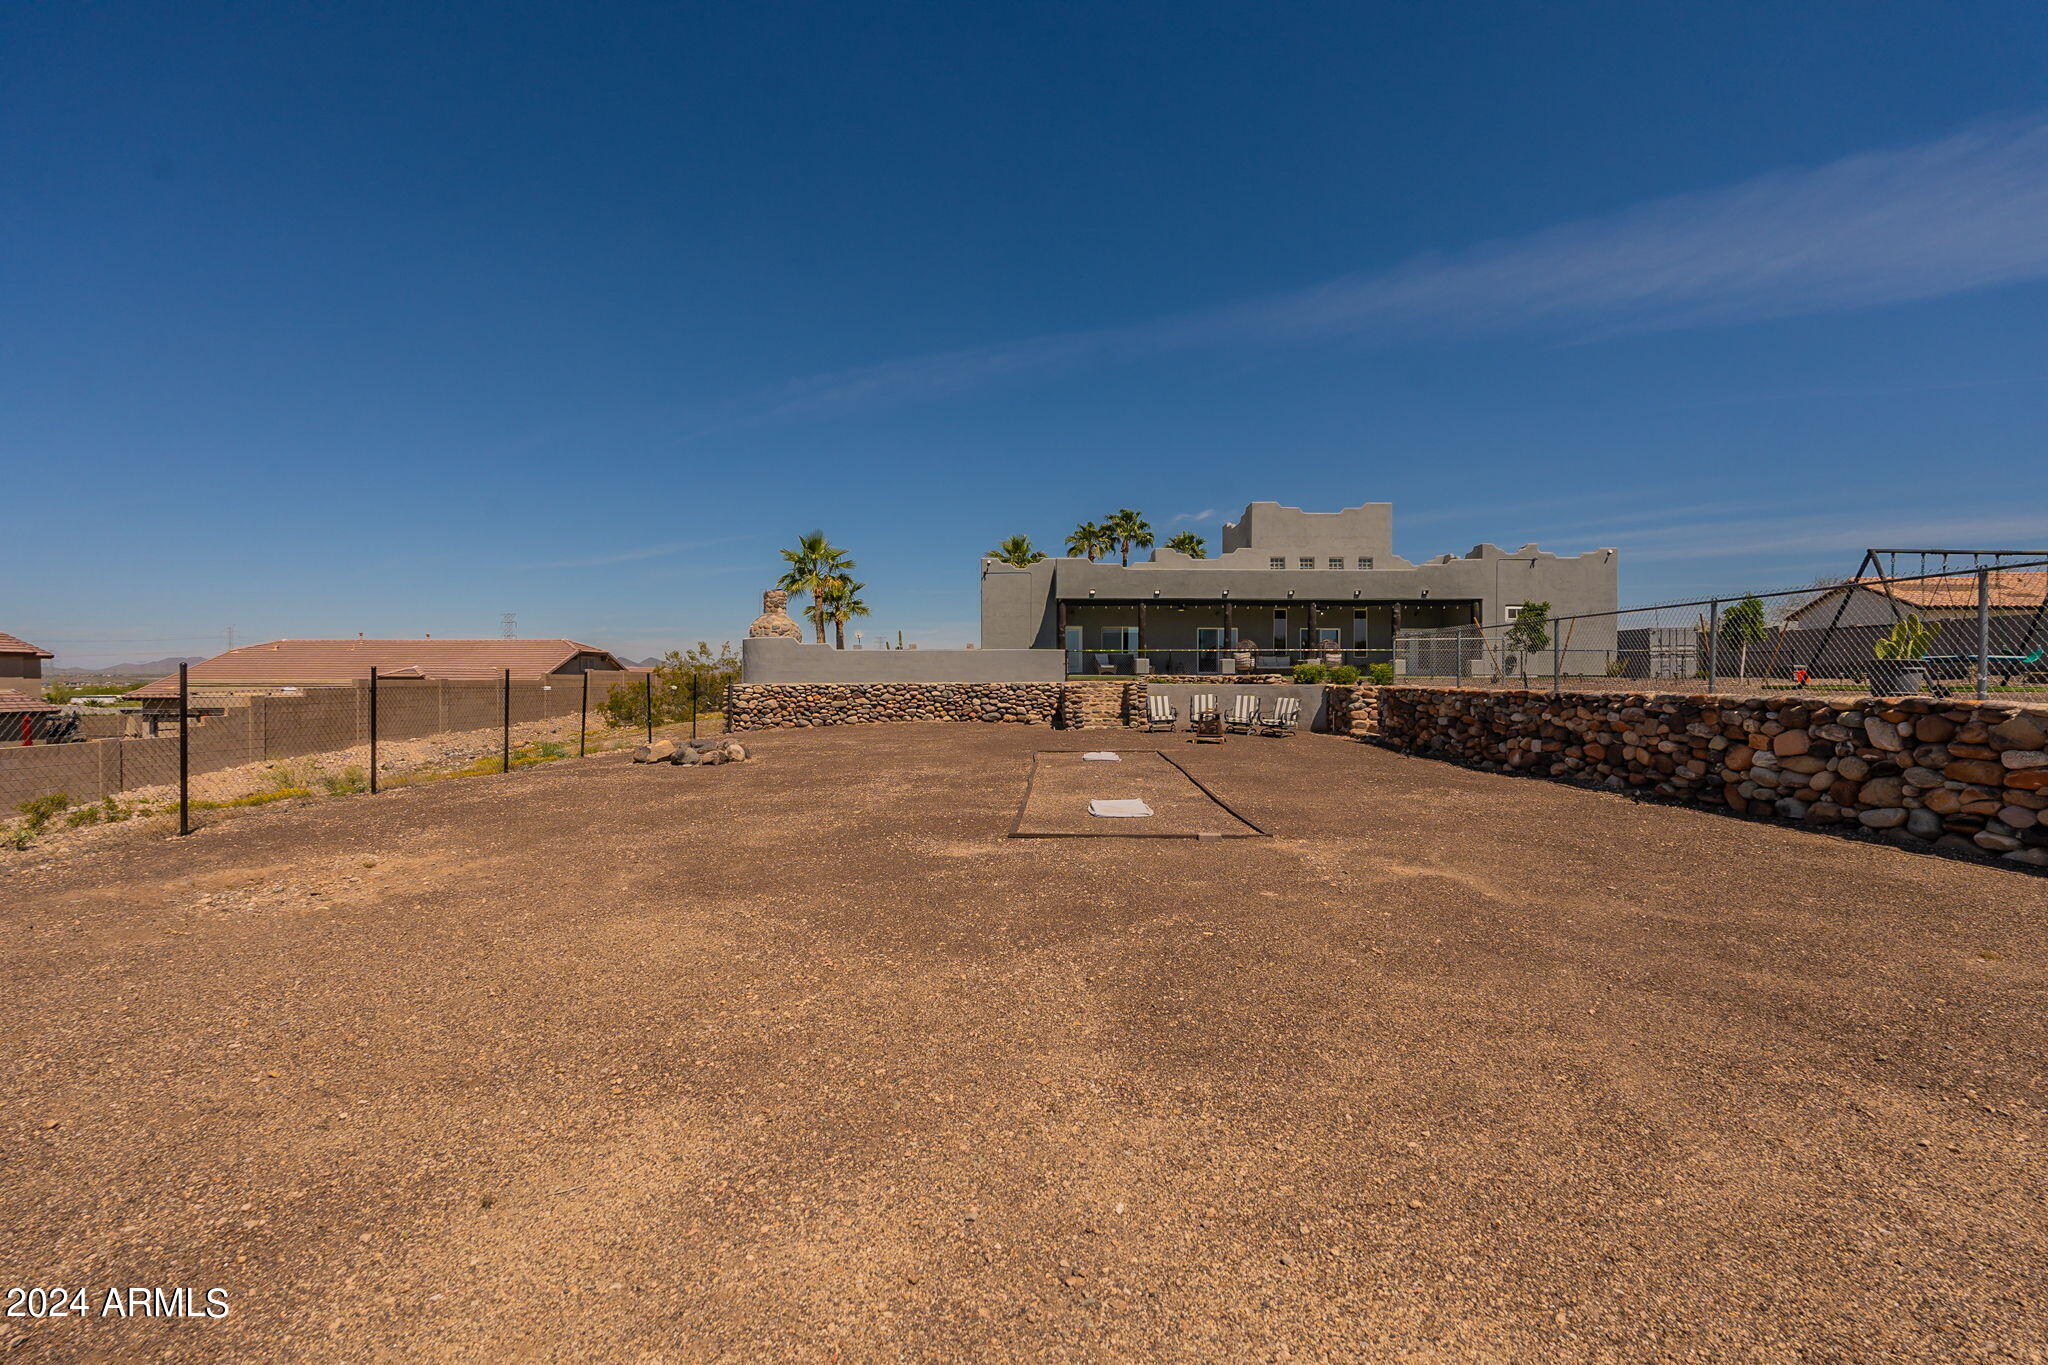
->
<box><xmin>1058</xmin><ymin>597</ymin><xmax>1479</xmax><ymax>674</ymax></box>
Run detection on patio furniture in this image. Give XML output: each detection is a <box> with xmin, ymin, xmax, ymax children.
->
<box><xmin>1143</xmin><ymin>694</ymin><xmax>1178</xmax><ymax>731</ymax></box>
<box><xmin>1225</xmin><ymin>694</ymin><xmax>1259</xmax><ymax>734</ymax></box>
<box><xmin>1258</xmin><ymin>695</ymin><xmax>1301</xmax><ymax>737</ymax></box>
<box><xmin>1189</xmin><ymin>693</ymin><xmax>1218</xmax><ymax>725</ymax></box>
<box><xmin>1188</xmin><ymin>693</ymin><xmax>1224</xmax><ymax>743</ymax></box>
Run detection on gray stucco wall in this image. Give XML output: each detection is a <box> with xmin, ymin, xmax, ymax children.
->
<box><xmin>743</xmin><ymin>637</ymin><xmax>1068</xmax><ymax>684</ymax></box>
<box><xmin>982</xmin><ymin>548</ymin><xmax>1620</xmax><ymax>654</ymax></box>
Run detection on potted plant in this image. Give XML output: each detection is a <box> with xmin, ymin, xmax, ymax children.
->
<box><xmin>1870</xmin><ymin>613</ymin><xmax>1936</xmax><ymax>695</ymax></box>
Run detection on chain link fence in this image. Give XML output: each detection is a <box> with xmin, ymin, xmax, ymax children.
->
<box><xmin>1395</xmin><ymin>558</ymin><xmax>2048</xmax><ymax>700</ymax></box>
<box><xmin>3</xmin><ymin>659</ymin><xmax>738</xmax><ymax>840</ymax></box>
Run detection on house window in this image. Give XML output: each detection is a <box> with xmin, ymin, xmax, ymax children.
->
<box><xmin>1272</xmin><ymin>610</ymin><xmax>1287</xmax><ymax>648</ymax></box>
<box><xmin>1505</xmin><ymin>605</ymin><xmax>1523</xmax><ymax>620</ymax></box>
<box><xmin>1328</xmin><ymin>557</ymin><xmax>1344</xmax><ymax>570</ymax></box>
<box><xmin>1298</xmin><ymin>557</ymin><xmax>1314</xmax><ymax>570</ymax></box>
<box><xmin>1268</xmin><ymin>557</ymin><xmax>1285</xmax><ymax>570</ymax></box>
<box><xmin>1360</xmin><ymin>557</ymin><xmax>1374</xmax><ymax>570</ymax></box>
<box><xmin>1103</xmin><ymin>626</ymin><xmax>1138</xmax><ymax>652</ymax></box>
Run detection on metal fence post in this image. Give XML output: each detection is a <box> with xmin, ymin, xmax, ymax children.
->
<box><xmin>501</xmin><ymin>667</ymin><xmax>511</xmax><ymax>774</ymax></box>
<box><xmin>1550</xmin><ymin>630</ymin><xmax>1560</xmax><ymax>695</ymax></box>
<box><xmin>1706</xmin><ymin>598</ymin><xmax>1720</xmax><ymax>693</ymax></box>
<box><xmin>1976</xmin><ymin>567</ymin><xmax>1992</xmax><ymax>700</ymax></box>
<box><xmin>644</xmin><ymin>673</ymin><xmax>654</xmax><ymax>742</ymax></box>
<box><xmin>690</xmin><ymin>672</ymin><xmax>699</xmax><ymax>741</ymax></box>
<box><xmin>368</xmin><ymin>666</ymin><xmax>379</xmax><ymax>794</ymax></box>
<box><xmin>579</xmin><ymin>670</ymin><xmax>589</xmax><ymax>758</ymax></box>
<box><xmin>177</xmin><ymin>662</ymin><xmax>190</xmax><ymax>835</ymax></box>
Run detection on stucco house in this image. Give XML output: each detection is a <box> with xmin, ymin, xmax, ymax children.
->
<box><xmin>981</xmin><ymin>502</ymin><xmax>1618</xmax><ymax>673</ymax></box>
<box><xmin>1</xmin><ymin>631</ymin><xmax>53</xmax><ymax>688</ymax></box>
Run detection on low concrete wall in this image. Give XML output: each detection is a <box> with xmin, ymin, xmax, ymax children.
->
<box><xmin>741</xmin><ymin>638</ymin><xmax>1067</xmax><ymax>684</ymax></box>
<box><xmin>1375</xmin><ymin>686</ymin><xmax>2048</xmax><ymax>870</ymax></box>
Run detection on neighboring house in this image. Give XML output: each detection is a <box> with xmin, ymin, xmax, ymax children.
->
<box><xmin>128</xmin><ymin>637</ymin><xmax>630</xmax><ymax>710</ymax></box>
<box><xmin>981</xmin><ymin>501</ymin><xmax>1618</xmax><ymax>672</ymax></box>
<box><xmin>0</xmin><ymin>631</ymin><xmax>53</xmax><ymax>688</ymax></box>
<box><xmin>1784</xmin><ymin>573</ymin><xmax>2048</xmax><ymax>629</ymax></box>
<box><xmin>1</xmin><ymin>687</ymin><xmax>66</xmax><ymax>745</ymax></box>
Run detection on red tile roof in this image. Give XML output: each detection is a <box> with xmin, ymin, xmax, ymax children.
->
<box><xmin>0</xmin><ymin>689</ymin><xmax>58</xmax><ymax>713</ymax></box>
<box><xmin>130</xmin><ymin>638</ymin><xmax>627</xmax><ymax>698</ymax></box>
<box><xmin>0</xmin><ymin>632</ymin><xmax>53</xmax><ymax>659</ymax></box>
<box><xmin>1790</xmin><ymin>572</ymin><xmax>2048</xmax><ymax>618</ymax></box>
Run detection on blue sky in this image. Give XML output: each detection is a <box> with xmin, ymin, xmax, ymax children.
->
<box><xmin>7</xmin><ymin>2</ymin><xmax>2048</xmax><ymax>666</ymax></box>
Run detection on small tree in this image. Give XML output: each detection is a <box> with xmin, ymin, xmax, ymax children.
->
<box><xmin>1720</xmin><ymin>593</ymin><xmax>1768</xmax><ymax>680</ymax></box>
<box><xmin>987</xmin><ymin>535</ymin><xmax>1046</xmax><ymax>567</ymax></box>
<box><xmin>1503</xmin><ymin>601</ymin><xmax>1551</xmax><ymax>688</ymax></box>
<box><xmin>600</xmin><ymin>644</ymin><xmax>740</xmax><ymax>728</ymax></box>
<box><xmin>1164</xmin><ymin>531</ymin><xmax>1207</xmax><ymax>558</ymax></box>
<box><xmin>1874</xmin><ymin>613</ymin><xmax>1936</xmax><ymax>661</ymax></box>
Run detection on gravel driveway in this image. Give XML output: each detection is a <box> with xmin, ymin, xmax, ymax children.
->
<box><xmin>4</xmin><ymin>724</ymin><xmax>2043</xmax><ymax>1361</ymax></box>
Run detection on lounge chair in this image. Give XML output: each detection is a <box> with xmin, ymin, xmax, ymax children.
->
<box><xmin>1225</xmin><ymin>693</ymin><xmax>1259</xmax><ymax>734</ymax></box>
<box><xmin>1258</xmin><ymin>695</ymin><xmax>1301</xmax><ymax>737</ymax></box>
<box><xmin>1143</xmin><ymin>693</ymin><xmax>1177</xmax><ymax>731</ymax></box>
<box><xmin>1188</xmin><ymin>693</ymin><xmax>1218</xmax><ymax>726</ymax></box>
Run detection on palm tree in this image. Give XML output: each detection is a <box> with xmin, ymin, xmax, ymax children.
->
<box><xmin>1106</xmin><ymin>509</ymin><xmax>1153</xmax><ymax>567</ymax></box>
<box><xmin>1065</xmin><ymin>521</ymin><xmax>1111</xmax><ymax>562</ymax></box>
<box><xmin>818</xmin><ymin>577</ymin><xmax>870</xmax><ymax>649</ymax></box>
<box><xmin>1164</xmin><ymin>531</ymin><xmax>1207</xmax><ymax>559</ymax></box>
<box><xmin>777</xmin><ymin>530</ymin><xmax>853</xmax><ymax>644</ymax></box>
<box><xmin>988</xmin><ymin>535</ymin><xmax>1046</xmax><ymax>567</ymax></box>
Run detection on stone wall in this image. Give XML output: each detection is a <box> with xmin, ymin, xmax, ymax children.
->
<box><xmin>1375</xmin><ymin>687</ymin><xmax>2048</xmax><ymax>870</ymax></box>
<box><xmin>1324</xmin><ymin>684</ymin><xmax>1380</xmax><ymax>739</ymax></box>
<box><xmin>727</xmin><ymin>683</ymin><xmax>1063</xmax><ymax>729</ymax></box>
<box><xmin>1058</xmin><ymin>682</ymin><xmax>1143</xmax><ymax>729</ymax></box>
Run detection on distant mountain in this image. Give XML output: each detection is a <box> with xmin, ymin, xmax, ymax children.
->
<box><xmin>49</xmin><ymin>656</ymin><xmax>206</xmax><ymax>679</ymax></box>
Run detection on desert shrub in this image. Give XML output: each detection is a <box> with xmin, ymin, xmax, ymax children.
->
<box><xmin>17</xmin><ymin>793</ymin><xmax>70</xmax><ymax>833</ymax></box>
<box><xmin>1325</xmin><ymin>664</ymin><xmax>1360</xmax><ymax>684</ymax></box>
<box><xmin>65</xmin><ymin>805</ymin><xmax>102</xmax><ymax>828</ymax></box>
<box><xmin>101</xmin><ymin>797</ymin><xmax>130</xmax><ymax>823</ymax></box>
<box><xmin>1367</xmin><ymin>663</ymin><xmax>1394</xmax><ymax>686</ymax></box>
<box><xmin>193</xmin><ymin>787</ymin><xmax>311</xmax><ymax>810</ymax></box>
<box><xmin>1291</xmin><ymin>662</ymin><xmax>1328</xmax><ymax>683</ymax></box>
<box><xmin>320</xmin><ymin>766</ymin><xmax>368</xmax><ymax>796</ymax></box>
<box><xmin>600</xmin><ymin>643</ymin><xmax>740</xmax><ymax>729</ymax></box>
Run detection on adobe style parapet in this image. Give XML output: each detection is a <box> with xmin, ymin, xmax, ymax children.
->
<box><xmin>980</xmin><ymin>499</ymin><xmax>1618</xmax><ymax>650</ymax></box>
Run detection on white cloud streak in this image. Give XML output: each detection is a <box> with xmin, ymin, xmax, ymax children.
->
<box><xmin>767</xmin><ymin>118</ymin><xmax>2048</xmax><ymax>416</ymax></box>
<box><xmin>527</xmin><ymin>536</ymin><xmax>754</xmax><ymax>570</ymax></box>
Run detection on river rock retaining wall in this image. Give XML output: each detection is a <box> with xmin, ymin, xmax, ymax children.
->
<box><xmin>728</xmin><ymin>682</ymin><xmax>1062</xmax><ymax>729</ymax></box>
<box><xmin>1375</xmin><ymin>687</ymin><xmax>2048</xmax><ymax>869</ymax></box>
<box><xmin>1324</xmin><ymin>685</ymin><xmax>1380</xmax><ymax>738</ymax></box>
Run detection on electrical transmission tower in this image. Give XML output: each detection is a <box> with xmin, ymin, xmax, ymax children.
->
<box><xmin>501</xmin><ymin>613</ymin><xmax>517</xmax><ymax>638</ymax></box>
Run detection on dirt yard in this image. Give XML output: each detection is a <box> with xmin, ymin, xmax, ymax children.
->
<box><xmin>3</xmin><ymin>724</ymin><xmax>2043</xmax><ymax>1362</ymax></box>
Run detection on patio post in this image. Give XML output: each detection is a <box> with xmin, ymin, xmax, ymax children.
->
<box><xmin>1136</xmin><ymin>601</ymin><xmax>1147</xmax><ymax>669</ymax></box>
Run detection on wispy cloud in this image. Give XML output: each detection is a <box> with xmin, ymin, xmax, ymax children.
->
<box><xmin>1169</xmin><ymin>508</ymin><xmax>1217</xmax><ymax>525</ymax></box>
<box><xmin>767</xmin><ymin>117</ymin><xmax>2048</xmax><ymax>416</ymax></box>
<box><xmin>526</xmin><ymin>536</ymin><xmax>755</xmax><ymax>570</ymax></box>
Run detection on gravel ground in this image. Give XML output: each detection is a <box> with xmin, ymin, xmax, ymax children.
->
<box><xmin>2</xmin><ymin>724</ymin><xmax>2043</xmax><ymax>1362</ymax></box>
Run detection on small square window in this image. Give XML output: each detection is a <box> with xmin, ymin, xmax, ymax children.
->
<box><xmin>1505</xmin><ymin>605</ymin><xmax>1523</xmax><ymax>620</ymax></box>
<box><xmin>1359</xmin><ymin>557</ymin><xmax>1374</xmax><ymax>571</ymax></box>
<box><xmin>1327</xmin><ymin>557</ymin><xmax>1344</xmax><ymax>570</ymax></box>
<box><xmin>1268</xmin><ymin>557</ymin><xmax>1285</xmax><ymax>570</ymax></box>
<box><xmin>1298</xmin><ymin>557</ymin><xmax>1314</xmax><ymax>570</ymax></box>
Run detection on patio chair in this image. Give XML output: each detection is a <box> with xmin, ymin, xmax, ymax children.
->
<box><xmin>1258</xmin><ymin>695</ymin><xmax>1301</xmax><ymax>737</ymax></box>
<box><xmin>1225</xmin><ymin>693</ymin><xmax>1259</xmax><ymax>734</ymax></box>
<box><xmin>1143</xmin><ymin>693</ymin><xmax>1177</xmax><ymax>731</ymax></box>
<box><xmin>1188</xmin><ymin>693</ymin><xmax>1218</xmax><ymax>726</ymax></box>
